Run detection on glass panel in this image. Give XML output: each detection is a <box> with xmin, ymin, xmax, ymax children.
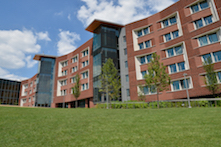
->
<box><xmin>195</xmin><ymin>19</ymin><xmax>203</xmax><ymax>29</ymax></box>
<box><xmin>213</xmin><ymin>51</ymin><xmax>221</xmax><ymax>62</ymax></box>
<box><xmin>172</xmin><ymin>30</ymin><xmax>179</xmax><ymax>39</ymax></box>
<box><xmin>167</xmin><ymin>48</ymin><xmax>174</xmax><ymax>57</ymax></box>
<box><xmin>172</xmin><ymin>81</ymin><xmax>180</xmax><ymax>91</ymax></box>
<box><xmin>199</xmin><ymin>36</ymin><xmax>208</xmax><ymax>46</ymax></box>
<box><xmin>180</xmin><ymin>79</ymin><xmax>189</xmax><ymax>89</ymax></box>
<box><xmin>93</xmin><ymin>53</ymin><xmax>101</xmax><ymax>77</ymax></box>
<box><xmin>125</xmin><ymin>75</ymin><xmax>129</xmax><ymax>82</ymax></box>
<box><xmin>146</xmin><ymin>54</ymin><xmax>152</xmax><ymax>63</ymax></box>
<box><xmin>165</xmin><ymin>33</ymin><xmax>171</xmax><ymax>42</ymax></box>
<box><xmin>202</xmin><ymin>54</ymin><xmax>212</xmax><ymax>63</ymax></box>
<box><xmin>145</xmin><ymin>40</ymin><xmax>151</xmax><ymax>48</ymax></box>
<box><xmin>169</xmin><ymin>64</ymin><xmax>177</xmax><ymax>73</ymax></box>
<box><xmin>208</xmin><ymin>33</ymin><xmax>218</xmax><ymax>43</ymax></box>
<box><xmin>191</xmin><ymin>4</ymin><xmax>199</xmax><ymax>13</ymax></box>
<box><xmin>217</xmin><ymin>72</ymin><xmax>221</xmax><ymax>82</ymax></box>
<box><xmin>93</xmin><ymin>33</ymin><xmax>101</xmax><ymax>51</ymax></box>
<box><xmin>170</xmin><ymin>17</ymin><xmax>177</xmax><ymax>25</ymax></box>
<box><xmin>175</xmin><ymin>46</ymin><xmax>183</xmax><ymax>55</ymax></box>
<box><xmin>178</xmin><ymin>62</ymin><xmax>185</xmax><ymax>71</ymax></box>
<box><xmin>125</xmin><ymin>61</ymin><xmax>128</xmax><ymax>68</ymax></box>
<box><xmin>141</xmin><ymin>71</ymin><xmax>147</xmax><ymax>79</ymax></box>
<box><xmin>163</xmin><ymin>19</ymin><xmax>169</xmax><ymax>27</ymax></box>
<box><xmin>137</xmin><ymin>30</ymin><xmax>143</xmax><ymax>37</ymax></box>
<box><xmin>143</xmin><ymin>27</ymin><xmax>149</xmax><ymax>35</ymax></box>
<box><xmin>150</xmin><ymin>85</ymin><xmax>156</xmax><ymax>94</ymax></box>
<box><xmin>143</xmin><ymin>86</ymin><xmax>149</xmax><ymax>95</ymax></box>
<box><xmin>124</xmin><ymin>48</ymin><xmax>127</xmax><ymax>55</ymax></box>
<box><xmin>140</xmin><ymin>56</ymin><xmax>146</xmax><ymax>64</ymax></box>
<box><xmin>204</xmin><ymin>15</ymin><xmax>212</xmax><ymax>25</ymax></box>
<box><xmin>139</xmin><ymin>43</ymin><xmax>144</xmax><ymax>50</ymax></box>
<box><xmin>126</xmin><ymin>89</ymin><xmax>130</xmax><ymax>96</ymax></box>
<box><xmin>200</xmin><ymin>1</ymin><xmax>209</xmax><ymax>10</ymax></box>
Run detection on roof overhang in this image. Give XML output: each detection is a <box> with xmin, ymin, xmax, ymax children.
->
<box><xmin>33</xmin><ymin>54</ymin><xmax>57</xmax><ymax>61</ymax></box>
<box><xmin>85</xmin><ymin>19</ymin><xmax>124</xmax><ymax>33</ymax></box>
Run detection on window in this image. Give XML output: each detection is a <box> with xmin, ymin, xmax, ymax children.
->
<box><xmin>166</xmin><ymin>45</ymin><xmax>183</xmax><ymax>58</ymax></box>
<box><xmin>61</xmin><ymin>89</ymin><xmax>67</xmax><ymax>96</ymax></box>
<box><xmin>24</xmin><ymin>84</ymin><xmax>28</xmax><ymax>89</ymax></box>
<box><xmin>125</xmin><ymin>75</ymin><xmax>129</xmax><ymax>82</ymax></box>
<box><xmin>82</xmin><ymin>83</ymin><xmax>89</xmax><ymax>91</ymax></box>
<box><xmin>29</xmin><ymin>97</ymin><xmax>31</xmax><ymax>102</ymax></box>
<box><xmin>143</xmin><ymin>85</ymin><xmax>156</xmax><ymax>95</ymax></box>
<box><xmin>30</xmin><ymin>82</ymin><xmax>33</xmax><ymax>87</ymax></box>
<box><xmin>22</xmin><ymin>99</ymin><xmax>26</xmax><ymax>103</ymax></box>
<box><xmin>72</xmin><ymin>66</ymin><xmax>77</xmax><ymax>73</ymax></box>
<box><xmin>194</xmin><ymin>15</ymin><xmax>213</xmax><ymax>29</ymax></box>
<box><xmin>34</xmin><ymin>80</ymin><xmax>36</xmax><ymax>85</ymax></box>
<box><xmin>218</xmin><ymin>72</ymin><xmax>221</xmax><ymax>83</ymax></box>
<box><xmin>62</xmin><ymin>70</ymin><xmax>67</xmax><ymax>76</ymax></box>
<box><xmin>138</xmin><ymin>40</ymin><xmax>151</xmax><ymax>50</ymax></box>
<box><xmin>33</xmin><ymin>95</ymin><xmax>35</xmax><ymax>102</ymax></box>
<box><xmin>162</xmin><ymin>16</ymin><xmax>177</xmax><ymax>28</ymax></box>
<box><xmin>124</xmin><ymin>48</ymin><xmax>127</xmax><ymax>55</ymax></box>
<box><xmin>136</xmin><ymin>26</ymin><xmax>150</xmax><ymax>37</ymax></box>
<box><xmin>169</xmin><ymin>62</ymin><xmax>186</xmax><ymax>74</ymax></box>
<box><xmin>29</xmin><ymin>90</ymin><xmax>32</xmax><ymax>94</ymax></box>
<box><xmin>24</xmin><ymin>91</ymin><xmax>27</xmax><ymax>96</ymax></box>
<box><xmin>123</xmin><ymin>36</ymin><xmax>126</xmax><ymax>42</ymax></box>
<box><xmin>71</xmin><ymin>77</ymin><xmax>76</xmax><ymax>83</ymax></box>
<box><xmin>82</xmin><ymin>60</ymin><xmax>89</xmax><ymax>68</ymax></box>
<box><xmin>125</xmin><ymin>61</ymin><xmax>128</xmax><ymax>68</ymax></box>
<box><xmin>202</xmin><ymin>51</ymin><xmax>221</xmax><ymax>63</ymax></box>
<box><xmin>126</xmin><ymin>89</ymin><xmax>130</xmax><ymax>97</ymax></box>
<box><xmin>191</xmin><ymin>0</ymin><xmax>209</xmax><ymax>14</ymax></box>
<box><xmin>60</xmin><ymin>80</ymin><xmax>67</xmax><ymax>86</ymax></box>
<box><xmin>172</xmin><ymin>78</ymin><xmax>191</xmax><ymax>91</ymax></box>
<box><xmin>164</xmin><ymin>30</ymin><xmax>179</xmax><ymax>42</ymax></box>
<box><xmin>82</xmin><ymin>50</ymin><xmax>88</xmax><ymax>57</ymax></box>
<box><xmin>140</xmin><ymin>54</ymin><xmax>152</xmax><ymax>65</ymax></box>
<box><xmin>82</xmin><ymin>71</ymin><xmax>88</xmax><ymax>79</ymax></box>
<box><xmin>198</xmin><ymin>32</ymin><xmax>218</xmax><ymax>46</ymax></box>
<box><xmin>141</xmin><ymin>71</ymin><xmax>147</xmax><ymax>79</ymax></box>
<box><xmin>61</xmin><ymin>60</ymin><xmax>68</xmax><ymax>67</ymax></box>
<box><xmin>72</xmin><ymin>56</ymin><xmax>78</xmax><ymax>63</ymax></box>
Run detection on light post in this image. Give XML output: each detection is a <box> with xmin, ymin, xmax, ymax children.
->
<box><xmin>183</xmin><ymin>73</ymin><xmax>191</xmax><ymax>108</ymax></box>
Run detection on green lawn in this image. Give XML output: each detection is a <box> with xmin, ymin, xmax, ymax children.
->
<box><xmin>0</xmin><ymin>106</ymin><xmax>220</xmax><ymax>147</ymax></box>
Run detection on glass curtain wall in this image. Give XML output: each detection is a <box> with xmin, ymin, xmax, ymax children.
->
<box><xmin>92</xmin><ymin>25</ymin><xmax>121</xmax><ymax>103</ymax></box>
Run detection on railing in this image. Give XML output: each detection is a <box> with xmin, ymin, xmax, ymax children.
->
<box><xmin>96</xmin><ymin>98</ymin><xmax>221</xmax><ymax>109</ymax></box>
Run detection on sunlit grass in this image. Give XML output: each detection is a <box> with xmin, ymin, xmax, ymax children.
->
<box><xmin>0</xmin><ymin>106</ymin><xmax>220</xmax><ymax>147</ymax></box>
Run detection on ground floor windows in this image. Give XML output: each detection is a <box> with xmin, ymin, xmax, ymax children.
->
<box><xmin>172</xmin><ymin>78</ymin><xmax>191</xmax><ymax>91</ymax></box>
<box><xmin>143</xmin><ymin>85</ymin><xmax>156</xmax><ymax>95</ymax></box>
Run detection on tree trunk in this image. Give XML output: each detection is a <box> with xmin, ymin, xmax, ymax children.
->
<box><xmin>75</xmin><ymin>100</ymin><xmax>78</xmax><ymax>108</ymax></box>
<box><xmin>157</xmin><ymin>88</ymin><xmax>159</xmax><ymax>109</ymax></box>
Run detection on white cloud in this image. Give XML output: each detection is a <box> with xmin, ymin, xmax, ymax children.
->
<box><xmin>57</xmin><ymin>29</ymin><xmax>80</xmax><ymax>56</ymax></box>
<box><xmin>25</xmin><ymin>55</ymin><xmax>38</xmax><ymax>68</ymax></box>
<box><xmin>77</xmin><ymin>0</ymin><xmax>177</xmax><ymax>26</ymax></box>
<box><xmin>68</xmin><ymin>14</ymin><xmax>71</xmax><ymax>20</ymax></box>
<box><xmin>0</xmin><ymin>67</ymin><xmax>27</xmax><ymax>81</ymax></box>
<box><xmin>36</xmin><ymin>31</ymin><xmax>51</xmax><ymax>41</ymax></box>
<box><xmin>0</xmin><ymin>29</ymin><xmax>49</xmax><ymax>70</ymax></box>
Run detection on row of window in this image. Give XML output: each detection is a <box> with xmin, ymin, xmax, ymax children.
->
<box><xmin>194</xmin><ymin>15</ymin><xmax>213</xmax><ymax>29</ymax></box>
<box><xmin>22</xmin><ymin>95</ymin><xmax>35</xmax><ymax>103</ymax></box>
<box><xmin>202</xmin><ymin>51</ymin><xmax>221</xmax><ymax>63</ymax></box>
<box><xmin>191</xmin><ymin>0</ymin><xmax>209</xmax><ymax>14</ymax></box>
<box><xmin>60</xmin><ymin>82</ymin><xmax>89</xmax><ymax>95</ymax></box>
<box><xmin>137</xmin><ymin>26</ymin><xmax>150</xmax><ymax>37</ymax></box>
<box><xmin>61</xmin><ymin>62</ymin><xmax>89</xmax><ymax>76</ymax></box>
<box><xmin>164</xmin><ymin>30</ymin><xmax>179</xmax><ymax>42</ymax></box>
<box><xmin>139</xmin><ymin>40</ymin><xmax>151</xmax><ymax>50</ymax></box>
<box><xmin>198</xmin><ymin>32</ymin><xmax>218</xmax><ymax>47</ymax></box>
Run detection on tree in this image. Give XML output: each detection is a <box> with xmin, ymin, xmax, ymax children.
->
<box><xmin>138</xmin><ymin>85</ymin><xmax>146</xmax><ymax>101</ymax></box>
<box><xmin>99</xmin><ymin>58</ymin><xmax>121</xmax><ymax>108</ymax></box>
<box><xmin>144</xmin><ymin>53</ymin><xmax>171</xmax><ymax>109</ymax></box>
<box><xmin>203</xmin><ymin>58</ymin><xmax>219</xmax><ymax>97</ymax></box>
<box><xmin>72</xmin><ymin>74</ymin><xmax>81</xmax><ymax>108</ymax></box>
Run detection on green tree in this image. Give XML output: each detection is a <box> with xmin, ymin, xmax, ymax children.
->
<box><xmin>138</xmin><ymin>85</ymin><xmax>146</xmax><ymax>101</ymax></box>
<box><xmin>203</xmin><ymin>58</ymin><xmax>219</xmax><ymax>97</ymax></box>
<box><xmin>72</xmin><ymin>74</ymin><xmax>81</xmax><ymax>108</ymax></box>
<box><xmin>99</xmin><ymin>58</ymin><xmax>121</xmax><ymax>108</ymax></box>
<box><xmin>144</xmin><ymin>53</ymin><xmax>171</xmax><ymax>109</ymax></box>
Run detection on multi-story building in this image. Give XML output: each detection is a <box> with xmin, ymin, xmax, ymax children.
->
<box><xmin>19</xmin><ymin>0</ymin><xmax>221</xmax><ymax>108</ymax></box>
<box><xmin>0</xmin><ymin>78</ymin><xmax>21</xmax><ymax>105</ymax></box>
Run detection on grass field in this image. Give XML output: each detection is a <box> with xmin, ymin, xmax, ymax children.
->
<box><xmin>0</xmin><ymin>106</ymin><xmax>221</xmax><ymax>147</ymax></box>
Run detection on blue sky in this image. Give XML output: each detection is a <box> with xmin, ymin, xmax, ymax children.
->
<box><xmin>0</xmin><ymin>0</ymin><xmax>178</xmax><ymax>81</ymax></box>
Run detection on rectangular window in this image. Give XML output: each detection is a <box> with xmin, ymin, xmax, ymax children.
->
<box><xmin>169</xmin><ymin>62</ymin><xmax>186</xmax><ymax>74</ymax></box>
<box><xmin>198</xmin><ymin>32</ymin><xmax>218</xmax><ymax>47</ymax></box>
<box><xmin>61</xmin><ymin>60</ymin><xmax>68</xmax><ymax>67</ymax></box>
<box><xmin>195</xmin><ymin>19</ymin><xmax>203</xmax><ymax>29</ymax></box>
<box><xmin>162</xmin><ymin>16</ymin><xmax>177</xmax><ymax>28</ymax></box>
<box><xmin>145</xmin><ymin>40</ymin><xmax>151</xmax><ymax>48</ymax></box>
<box><xmin>202</xmin><ymin>53</ymin><xmax>212</xmax><ymax>63</ymax></box>
<box><xmin>140</xmin><ymin>57</ymin><xmax>146</xmax><ymax>65</ymax></box>
<box><xmin>172</xmin><ymin>30</ymin><xmax>179</xmax><ymax>39</ymax></box>
<box><xmin>82</xmin><ymin>71</ymin><xmax>88</xmax><ymax>79</ymax></box>
<box><xmin>146</xmin><ymin>54</ymin><xmax>152</xmax><ymax>63</ymax></box>
<box><xmin>137</xmin><ymin>30</ymin><xmax>143</xmax><ymax>37</ymax></box>
<box><xmin>175</xmin><ymin>46</ymin><xmax>183</xmax><ymax>55</ymax></box>
<box><xmin>72</xmin><ymin>66</ymin><xmax>77</xmax><ymax>73</ymax></box>
<box><xmin>125</xmin><ymin>61</ymin><xmax>128</xmax><ymax>68</ymax></box>
<box><xmin>82</xmin><ymin>50</ymin><xmax>88</xmax><ymax>57</ymax></box>
<box><xmin>141</xmin><ymin>71</ymin><xmax>147</xmax><ymax>79</ymax></box>
<box><xmin>140</xmin><ymin>54</ymin><xmax>152</xmax><ymax>65</ymax></box>
<box><xmin>125</xmin><ymin>75</ymin><xmax>129</xmax><ymax>82</ymax></box>
<box><xmin>71</xmin><ymin>77</ymin><xmax>76</xmax><ymax>83</ymax></box>
<box><xmin>164</xmin><ymin>33</ymin><xmax>171</xmax><ymax>42</ymax></box>
<box><xmin>29</xmin><ymin>97</ymin><xmax>31</xmax><ymax>102</ymax></box>
<box><xmin>126</xmin><ymin>89</ymin><xmax>130</xmax><ymax>97</ymax></box>
<box><xmin>166</xmin><ymin>45</ymin><xmax>183</xmax><ymax>58</ymax></box>
<box><xmin>139</xmin><ymin>43</ymin><xmax>144</xmax><ymax>50</ymax></box>
<box><xmin>191</xmin><ymin>0</ymin><xmax>208</xmax><ymax>14</ymax></box>
<box><xmin>136</xmin><ymin>27</ymin><xmax>150</xmax><ymax>37</ymax></box>
<box><xmin>60</xmin><ymin>80</ymin><xmax>67</xmax><ymax>86</ymax></box>
<box><xmin>199</xmin><ymin>36</ymin><xmax>208</xmax><ymax>46</ymax></box>
<box><xmin>167</xmin><ymin>48</ymin><xmax>174</xmax><ymax>57</ymax></box>
<box><xmin>194</xmin><ymin>15</ymin><xmax>213</xmax><ymax>30</ymax></box>
<box><xmin>62</xmin><ymin>70</ymin><xmax>67</xmax><ymax>76</ymax></box>
<box><xmin>178</xmin><ymin>62</ymin><xmax>185</xmax><ymax>71</ymax></box>
<box><xmin>61</xmin><ymin>89</ymin><xmax>67</xmax><ymax>96</ymax></box>
<box><xmin>213</xmin><ymin>51</ymin><xmax>221</xmax><ymax>62</ymax></box>
<box><xmin>172</xmin><ymin>79</ymin><xmax>191</xmax><ymax>91</ymax></box>
<box><xmin>123</xmin><ymin>36</ymin><xmax>126</xmax><ymax>42</ymax></box>
<box><xmin>82</xmin><ymin>83</ymin><xmax>89</xmax><ymax>91</ymax></box>
<box><xmin>72</xmin><ymin>56</ymin><xmax>78</xmax><ymax>63</ymax></box>
<box><xmin>143</xmin><ymin>85</ymin><xmax>156</xmax><ymax>95</ymax></box>
<box><xmin>124</xmin><ymin>48</ymin><xmax>127</xmax><ymax>55</ymax></box>
<box><xmin>204</xmin><ymin>15</ymin><xmax>213</xmax><ymax>25</ymax></box>
<box><xmin>169</xmin><ymin>64</ymin><xmax>177</xmax><ymax>73</ymax></box>
<box><xmin>217</xmin><ymin>72</ymin><xmax>221</xmax><ymax>82</ymax></box>
<box><xmin>143</xmin><ymin>27</ymin><xmax>149</xmax><ymax>35</ymax></box>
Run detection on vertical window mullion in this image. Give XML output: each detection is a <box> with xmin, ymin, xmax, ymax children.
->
<box><xmin>211</xmin><ymin>52</ymin><xmax>215</xmax><ymax>63</ymax></box>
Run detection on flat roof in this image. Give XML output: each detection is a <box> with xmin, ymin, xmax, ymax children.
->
<box><xmin>33</xmin><ymin>54</ymin><xmax>57</xmax><ymax>61</ymax></box>
<box><xmin>85</xmin><ymin>19</ymin><xmax>124</xmax><ymax>33</ymax></box>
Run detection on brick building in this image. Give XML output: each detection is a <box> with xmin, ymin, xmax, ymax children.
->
<box><xmin>19</xmin><ymin>0</ymin><xmax>221</xmax><ymax>108</ymax></box>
